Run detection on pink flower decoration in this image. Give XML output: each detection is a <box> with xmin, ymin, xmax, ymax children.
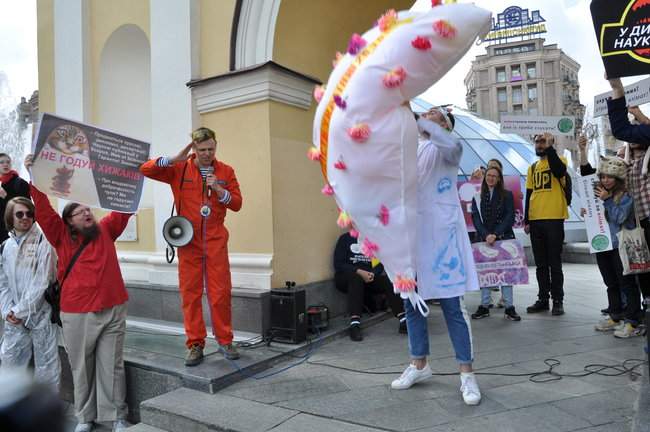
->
<box><xmin>411</xmin><ymin>36</ymin><xmax>432</xmax><ymax>50</ymax></box>
<box><xmin>313</xmin><ymin>85</ymin><xmax>325</xmax><ymax>103</ymax></box>
<box><xmin>337</xmin><ymin>211</ymin><xmax>352</xmax><ymax>229</ymax></box>
<box><xmin>361</xmin><ymin>238</ymin><xmax>379</xmax><ymax>258</ymax></box>
<box><xmin>431</xmin><ymin>0</ymin><xmax>443</xmax><ymax>6</ymax></box>
<box><xmin>433</xmin><ymin>20</ymin><xmax>457</xmax><ymax>39</ymax></box>
<box><xmin>378</xmin><ymin>205</ymin><xmax>390</xmax><ymax>226</ymax></box>
<box><xmin>334</xmin><ymin>157</ymin><xmax>347</xmax><ymax>170</ymax></box>
<box><xmin>307</xmin><ymin>147</ymin><xmax>321</xmax><ymax>161</ymax></box>
<box><xmin>347</xmin><ymin>33</ymin><xmax>367</xmax><ymax>55</ymax></box>
<box><xmin>349</xmin><ymin>229</ymin><xmax>359</xmax><ymax>238</ymax></box>
<box><xmin>347</xmin><ymin>124</ymin><xmax>371</xmax><ymax>143</ymax></box>
<box><xmin>334</xmin><ymin>95</ymin><xmax>347</xmax><ymax>110</ymax></box>
<box><xmin>332</xmin><ymin>51</ymin><xmax>344</xmax><ymax>68</ymax></box>
<box><xmin>382</xmin><ymin>67</ymin><xmax>407</xmax><ymax>88</ymax></box>
<box><xmin>321</xmin><ymin>184</ymin><xmax>334</xmax><ymax>196</ymax></box>
<box><xmin>378</xmin><ymin>9</ymin><xmax>398</xmax><ymax>32</ymax></box>
<box><xmin>395</xmin><ymin>275</ymin><xmax>417</xmax><ymax>292</ymax></box>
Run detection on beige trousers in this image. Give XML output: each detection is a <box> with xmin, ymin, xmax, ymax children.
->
<box><xmin>61</xmin><ymin>303</ymin><xmax>127</xmax><ymax>423</ymax></box>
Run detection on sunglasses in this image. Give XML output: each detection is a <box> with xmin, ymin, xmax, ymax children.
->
<box><xmin>15</xmin><ymin>211</ymin><xmax>34</xmax><ymax>219</ymax></box>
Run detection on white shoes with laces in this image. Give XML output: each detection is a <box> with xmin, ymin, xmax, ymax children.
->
<box><xmin>460</xmin><ymin>372</ymin><xmax>482</xmax><ymax>405</ymax></box>
<box><xmin>391</xmin><ymin>364</ymin><xmax>432</xmax><ymax>390</ymax></box>
<box><xmin>74</xmin><ymin>423</ymin><xmax>93</xmax><ymax>432</ymax></box>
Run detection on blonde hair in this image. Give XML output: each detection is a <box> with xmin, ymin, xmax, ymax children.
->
<box><xmin>191</xmin><ymin>127</ymin><xmax>216</xmax><ymax>144</ymax></box>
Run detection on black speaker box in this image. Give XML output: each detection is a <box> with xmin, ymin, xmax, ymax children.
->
<box><xmin>270</xmin><ymin>288</ymin><xmax>306</xmax><ymax>344</ymax></box>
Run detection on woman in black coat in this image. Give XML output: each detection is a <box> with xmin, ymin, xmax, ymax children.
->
<box><xmin>0</xmin><ymin>153</ymin><xmax>30</xmax><ymax>243</ymax></box>
<box><xmin>469</xmin><ymin>165</ymin><xmax>521</xmax><ymax>321</ymax></box>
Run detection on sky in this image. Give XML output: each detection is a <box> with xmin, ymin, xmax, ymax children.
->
<box><xmin>0</xmin><ymin>0</ymin><xmax>633</xmax><ymax>117</ymax></box>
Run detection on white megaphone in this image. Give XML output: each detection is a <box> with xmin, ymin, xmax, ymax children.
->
<box><xmin>163</xmin><ymin>216</ymin><xmax>194</xmax><ymax>247</ymax></box>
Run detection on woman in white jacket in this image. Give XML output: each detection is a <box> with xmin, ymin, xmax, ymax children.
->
<box><xmin>0</xmin><ymin>196</ymin><xmax>60</xmax><ymax>391</ymax></box>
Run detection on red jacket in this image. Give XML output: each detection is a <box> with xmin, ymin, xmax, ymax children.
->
<box><xmin>30</xmin><ymin>184</ymin><xmax>130</xmax><ymax>313</ymax></box>
<box><xmin>139</xmin><ymin>155</ymin><xmax>242</xmax><ymax>250</ymax></box>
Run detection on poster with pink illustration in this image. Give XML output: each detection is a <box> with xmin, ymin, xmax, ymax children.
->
<box><xmin>472</xmin><ymin>239</ymin><xmax>529</xmax><ymax>288</ymax></box>
<box><xmin>457</xmin><ymin>176</ymin><xmax>524</xmax><ymax>231</ymax></box>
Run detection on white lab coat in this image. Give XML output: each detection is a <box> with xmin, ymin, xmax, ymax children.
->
<box><xmin>0</xmin><ymin>223</ymin><xmax>60</xmax><ymax>390</ymax></box>
<box><xmin>416</xmin><ymin>118</ymin><xmax>479</xmax><ymax>299</ymax></box>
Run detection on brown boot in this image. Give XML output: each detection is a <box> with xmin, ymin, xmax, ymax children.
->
<box><xmin>220</xmin><ymin>343</ymin><xmax>240</xmax><ymax>360</ymax></box>
<box><xmin>185</xmin><ymin>343</ymin><xmax>204</xmax><ymax>366</ymax></box>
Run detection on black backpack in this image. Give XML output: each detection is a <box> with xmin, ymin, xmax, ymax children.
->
<box><xmin>531</xmin><ymin>161</ymin><xmax>572</xmax><ymax>206</ymax></box>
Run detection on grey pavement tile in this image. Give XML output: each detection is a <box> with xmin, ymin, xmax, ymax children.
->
<box><xmin>338</xmin><ymin>399</ymin><xmax>456</xmax><ymax>431</ymax></box>
<box><xmin>222</xmin><ymin>374</ymin><xmax>351</xmax><ymax>403</ymax></box>
<box><xmin>418</xmin><ymin>402</ymin><xmax>591</xmax><ymax>432</ymax></box>
<box><xmin>472</xmin><ymin>364</ymin><xmax>535</xmax><ymax>389</ymax></box>
<box><xmin>551</xmin><ymin>387</ymin><xmax>638</xmax><ymax>426</ymax></box>
<box><xmin>268</xmin><ymin>414</ymin><xmax>386</xmax><ymax>432</ymax></box>
<box><xmin>483</xmin><ymin>379</ymin><xmax>606</xmax><ymax>409</ymax></box>
<box><xmin>569</xmin><ymin>422</ymin><xmax>631</xmax><ymax>432</ymax></box>
<box><xmin>434</xmin><ymin>394</ymin><xmax>509</xmax><ymax>419</ymax></box>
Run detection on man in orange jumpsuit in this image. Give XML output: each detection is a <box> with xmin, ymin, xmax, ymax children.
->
<box><xmin>140</xmin><ymin>127</ymin><xmax>242</xmax><ymax>366</ymax></box>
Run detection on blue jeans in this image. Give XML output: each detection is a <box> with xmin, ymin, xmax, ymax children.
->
<box><xmin>481</xmin><ymin>286</ymin><xmax>513</xmax><ymax>308</ymax></box>
<box><xmin>404</xmin><ymin>296</ymin><xmax>473</xmax><ymax>364</ymax></box>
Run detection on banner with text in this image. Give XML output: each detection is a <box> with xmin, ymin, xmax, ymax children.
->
<box><xmin>32</xmin><ymin>113</ymin><xmax>150</xmax><ymax>213</ymax></box>
<box><xmin>577</xmin><ymin>174</ymin><xmax>613</xmax><ymax>253</ymax></box>
<box><xmin>593</xmin><ymin>76</ymin><xmax>650</xmax><ymax>117</ymax></box>
<box><xmin>500</xmin><ymin>115</ymin><xmax>576</xmax><ymax>136</ymax></box>
<box><xmin>472</xmin><ymin>240</ymin><xmax>529</xmax><ymax>288</ymax></box>
<box><xmin>457</xmin><ymin>177</ymin><xmax>524</xmax><ymax>232</ymax></box>
<box><xmin>591</xmin><ymin>0</ymin><xmax>650</xmax><ymax>79</ymax></box>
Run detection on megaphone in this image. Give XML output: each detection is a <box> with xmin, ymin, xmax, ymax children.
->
<box><xmin>163</xmin><ymin>216</ymin><xmax>194</xmax><ymax>247</ymax></box>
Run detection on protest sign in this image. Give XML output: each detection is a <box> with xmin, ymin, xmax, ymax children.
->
<box><xmin>500</xmin><ymin>115</ymin><xmax>575</xmax><ymax>136</ymax></box>
<box><xmin>471</xmin><ymin>239</ymin><xmax>529</xmax><ymax>288</ymax></box>
<box><xmin>32</xmin><ymin>113</ymin><xmax>150</xmax><ymax>213</ymax></box>
<box><xmin>577</xmin><ymin>174</ymin><xmax>613</xmax><ymax>253</ymax></box>
<box><xmin>591</xmin><ymin>0</ymin><xmax>650</xmax><ymax>79</ymax></box>
<box><xmin>593</xmin><ymin>76</ymin><xmax>650</xmax><ymax>117</ymax></box>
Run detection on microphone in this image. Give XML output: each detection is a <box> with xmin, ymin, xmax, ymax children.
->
<box><xmin>205</xmin><ymin>166</ymin><xmax>215</xmax><ymax>197</ymax></box>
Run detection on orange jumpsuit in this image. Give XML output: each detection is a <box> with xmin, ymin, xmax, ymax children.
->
<box><xmin>140</xmin><ymin>155</ymin><xmax>242</xmax><ymax>347</ymax></box>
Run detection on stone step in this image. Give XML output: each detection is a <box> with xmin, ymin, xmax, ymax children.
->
<box><xmin>126</xmin><ymin>424</ymin><xmax>168</xmax><ymax>432</ymax></box>
<box><xmin>140</xmin><ymin>387</ymin><xmax>299</xmax><ymax>432</ymax></box>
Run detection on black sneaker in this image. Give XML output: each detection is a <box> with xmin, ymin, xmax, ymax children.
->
<box><xmin>504</xmin><ymin>306</ymin><xmax>521</xmax><ymax>321</ymax></box>
<box><xmin>397</xmin><ymin>313</ymin><xmax>408</xmax><ymax>334</ymax></box>
<box><xmin>526</xmin><ymin>300</ymin><xmax>549</xmax><ymax>313</ymax></box>
<box><xmin>600</xmin><ymin>307</ymin><xmax>610</xmax><ymax>315</ymax></box>
<box><xmin>551</xmin><ymin>301</ymin><xmax>564</xmax><ymax>316</ymax></box>
<box><xmin>349</xmin><ymin>322</ymin><xmax>363</xmax><ymax>341</ymax></box>
<box><xmin>471</xmin><ymin>305</ymin><xmax>490</xmax><ymax>319</ymax></box>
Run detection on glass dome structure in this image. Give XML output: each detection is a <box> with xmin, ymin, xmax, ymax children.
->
<box><xmin>410</xmin><ymin>98</ymin><xmax>584</xmax><ymax>227</ymax></box>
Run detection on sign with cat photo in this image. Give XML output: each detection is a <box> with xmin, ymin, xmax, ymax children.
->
<box><xmin>31</xmin><ymin>113</ymin><xmax>150</xmax><ymax>213</ymax></box>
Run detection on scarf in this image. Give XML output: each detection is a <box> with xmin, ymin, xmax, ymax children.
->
<box><xmin>0</xmin><ymin>170</ymin><xmax>18</xmax><ymax>185</ymax></box>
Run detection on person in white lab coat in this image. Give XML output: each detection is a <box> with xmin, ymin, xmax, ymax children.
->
<box><xmin>391</xmin><ymin>107</ymin><xmax>481</xmax><ymax>406</ymax></box>
<box><xmin>0</xmin><ymin>196</ymin><xmax>60</xmax><ymax>391</ymax></box>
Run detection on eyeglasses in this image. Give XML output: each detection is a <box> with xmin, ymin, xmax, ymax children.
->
<box><xmin>14</xmin><ymin>211</ymin><xmax>34</xmax><ymax>219</ymax></box>
<box><xmin>71</xmin><ymin>208</ymin><xmax>92</xmax><ymax>217</ymax></box>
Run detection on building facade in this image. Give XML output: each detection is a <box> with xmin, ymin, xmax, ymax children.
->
<box><xmin>464</xmin><ymin>37</ymin><xmax>585</xmax><ymax>159</ymax></box>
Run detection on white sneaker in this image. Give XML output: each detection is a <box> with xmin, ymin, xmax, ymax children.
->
<box><xmin>391</xmin><ymin>364</ymin><xmax>432</xmax><ymax>390</ymax></box>
<box><xmin>113</xmin><ymin>419</ymin><xmax>132</xmax><ymax>431</ymax></box>
<box><xmin>594</xmin><ymin>318</ymin><xmax>622</xmax><ymax>332</ymax></box>
<box><xmin>74</xmin><ymin>423</ymin><xmax>93</xmax><ymax>432</ymax></box>
<box><xmin>614</xmin><ymin>323</ymin><xmax>644</xmax><ymax>338</ymax></box>
<box><xmin>460</xmin><ymin>373</ymin><xmax>481</xmax><ymax>405</ymax></box>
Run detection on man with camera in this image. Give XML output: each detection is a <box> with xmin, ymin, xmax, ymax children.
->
<box><xmin>524</xmin><ymin>133</ymin><xmax>569</xmax><ymax>316</ymax></box>
<box><xmin>140</xmin><ymin>127</ymin><xmax>242</xmax><ymax>366</ymax></box>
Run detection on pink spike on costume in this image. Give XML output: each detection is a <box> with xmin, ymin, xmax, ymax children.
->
<box><xmin>431</xmin><ymin>0</ymin><xmax>443</xmax><ymax>6</ymax></box>
<box><xmin>313</xmin><ymin>85</ymin><xmax>325</xmax><ymax>103</ymax></box>
<box><xmin>337</xmin><ymin>211</ymin><xmax>352</xmax><ymax>229</ymax></box>
<box><xmin>378</xmin><ymin>9</ymin><xmax>398</xmax><ymax>32</ymax></box>
<box><xmin>347</xmin><ymin>33</ymin><xmax>367</xmax><ymax>55</ymax></box>
<box><xmin>332</xmin><ymin>51</ymin><xmax>344</xmax><ymax>68</ymax></box>
<box><xmin>378</xmin><ymin>205</ymin><xmax>390</xmax><ymax>226</ymax></box>
<box><xmin>411</xmin><ymin>36</ymin><xmax>432</xmax><ymax>50</ymax></box>
<box><xmin>394</xmin><ymin>275</ymin><xmax>417</xmax><ymax>293</ymax></box>
<box><xmin>307</xmin><ymin>147</ymin><xmax>321</xmax><ymax>161</ymax></box>
<box><xmin>382</xmin><ymin>67</ymin><xmax>407</xmax><ymax>88</ymax></box>
<box><xmin>361</xmin><ymin>238</ymin><xmax>379</xmax><ymax>258</ymax></box>
<box><xmin>334</xmin><ymin>157</ymin><xmax>347</xmax><ymax>170</ymax></box>
<box><xmin>433</xmin><ymin>20</ymin><xmax>457</xmax><ymax>39</ymax></box>
<box><xmin>334</xmin><ymin>95</ymin><xmax>347</xmax><ymax>110</ymax></box>
<box><xmin>321</xmin><ymin>184</ymin><xmax>334</xmax><ymax>196</ymax></box>
<box><xmin>349</xmin><ymin>229</ymin><xmax>359</xmax><ymax>238</ymax></box>
<box><xmin>347</xmin><ymin>124</ymin><xmax>371</xmax><ymax>143</ymax></box>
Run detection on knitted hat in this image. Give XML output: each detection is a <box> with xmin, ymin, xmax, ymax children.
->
<box><xmin>597</xmin><ymin>155</ymin><xmax>628</xmax><ymax>181</ymax></box>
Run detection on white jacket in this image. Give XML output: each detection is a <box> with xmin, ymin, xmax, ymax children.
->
<box><xmin>0</xmin><ymin>224</ymin><xmax>57</xmax><ymax>328</ymax></box>
<box><xmin>416</xmin><ymin>118</ymin><xmax>480</xmax><ymax>299</ymax></box>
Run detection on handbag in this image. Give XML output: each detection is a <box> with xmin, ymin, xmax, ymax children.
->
<box><xmin>617</xmin><ymin>172</ymin><xmax>650</xmax><ymax>275</ymax></box>
<box><xmin>44</xmin><ymin>239</ymin><xmax>90</xmax><ymax>326</ymax></box>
